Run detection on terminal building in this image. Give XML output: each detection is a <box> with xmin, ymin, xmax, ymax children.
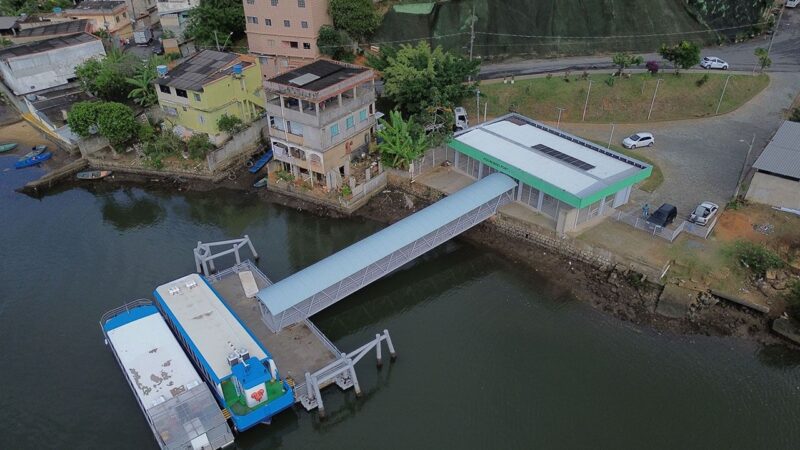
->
<box><xmin>448</xmin><ymin>114</ymin><xmax>652</xmax><ymax>233</ymax></box>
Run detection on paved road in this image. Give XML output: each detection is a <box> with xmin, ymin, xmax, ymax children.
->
<box><xmin>480</xmin><ymin>8</ymin><xmax>800</xmax><ymax>79</ymax></box>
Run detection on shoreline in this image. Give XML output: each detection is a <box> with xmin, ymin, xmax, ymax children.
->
<box><xmin>16</xmin><ymin>163</ymin><xmax>800</xmax><ymax>350</ymax></box>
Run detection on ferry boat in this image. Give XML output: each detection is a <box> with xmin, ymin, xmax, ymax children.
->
<box><xmin>101</xmin><ymin>300</ymin><xmax>235</xmax><ymax>450</ymax></box>
<box><xmin>153</xmin><ymin>274</ymin><xmax>295</xmax><ymax>432</ymax></box>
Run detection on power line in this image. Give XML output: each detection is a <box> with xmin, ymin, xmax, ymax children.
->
<box><xmin>474</xmin><ymin>22</ymin><xmax>768</xmax><ymax>40</ymax></box>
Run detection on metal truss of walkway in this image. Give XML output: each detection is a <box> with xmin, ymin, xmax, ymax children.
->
<box><xmin>256</xmin><ymin>173</ymin><xmax>517</xmax><ymax>332</ymax></box>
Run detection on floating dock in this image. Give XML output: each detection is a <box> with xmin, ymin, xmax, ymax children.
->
<box><xmin>153</xmin><ymin>274</ymin><xmax>295</xmax><ymax>432</ymax></box>
<box><xmin>101</xmin><ymin>301</ymin><xmax>235</xmax><ymax>450</ymax></box>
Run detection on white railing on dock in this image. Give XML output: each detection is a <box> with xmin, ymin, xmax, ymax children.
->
<box><xmin>296</xmin><ymin>329</ymin><xmax>396</xmax><ymax>418</ymax></box>
<box><xmin>194</xmin><ymin>235</ymin><xmax>259</xmax><ymax>276</ymax></box>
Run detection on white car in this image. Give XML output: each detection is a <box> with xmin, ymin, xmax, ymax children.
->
<box><xmin>622</xmin><ymin>132</ymin><xmax>654</xmax><ymax>149</ymax></box>
<box><xmin>700</xmin><ymin>56</ymin><xmax>728</xmax><ymax>70</ymax></box>
<box><xmin>787</xmin><ymin>0</ymin><xmax>799</xmax><ymax>8</ymax></box>
<box><xmin>454</xmin><ymin>106</ymin><xmax>469</xmax><ymax>131</ymax></box>
<box><xmin>689</xmin><ymin>201</ymin><xmax>719</xmax><ymax>226</ymax></box>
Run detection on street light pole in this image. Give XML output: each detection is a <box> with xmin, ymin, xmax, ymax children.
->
<box><xmin>582</xmin><ymin>80</ymin><xmax>592</xmax><ymax>122</ymax></box>
<box><xmin>476</xmin><ymin>89</ymin><xmax>480</xmax><ymax>121</ymax></box>
<box><xmin>556</xmin><ymin>107</ymin><xmax>565</xmax><ymax>129</ymax></box>
<box><xmin>733</xmin><ymin>133</ymin><xmax>757</xmax><ymax>200</ymax></box>
<box><xmin>607</xmin><ymin>123</ymin><xmax>615</xmax><ymax>149</ymax></box>
<box><xmin>647</xmin><ymin>78</ymin><xmax>663</xmax><ymax>121</ymax></box>
<box><xmin>715</xmin><ymin>74</ymin><xmax>732</xmax><ymax>115</ymax></box>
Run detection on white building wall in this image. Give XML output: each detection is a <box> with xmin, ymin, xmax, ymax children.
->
<box><xmin>1</xmin><ymin>39</ymin><xmax>106</xmax><ymax>95</ymax></box>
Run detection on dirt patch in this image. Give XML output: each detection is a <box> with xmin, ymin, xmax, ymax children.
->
<box><xmin>715</xmin><ymin>210</ymin><xmax>762</xmax><ymax>242</ymax></box>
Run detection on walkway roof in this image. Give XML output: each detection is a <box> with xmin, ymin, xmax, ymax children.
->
<box><xmin>449</xmin><ymin>114</ymin><xmax>652</xmax><ymax>208</ymax></box>
<box><xmin>257</xmin><ymin>173</ymin><xmax>517</xmax><ymax>315</ymax></box>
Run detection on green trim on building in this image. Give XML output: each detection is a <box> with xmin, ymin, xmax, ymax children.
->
<box><xmin>448</xmin><ymin>139</ymin><xmax>652</xmax><ymax>209</ymax></box>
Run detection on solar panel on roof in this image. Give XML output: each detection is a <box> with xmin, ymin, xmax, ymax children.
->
<box><xmin>532</xmin><ymin>144</ymin><xmax>596</xmax><ymax>171</ymax></box>
<box><xmin>289</xmin><ymin>73</ymin><xmax>321</xmax><ymax>86</ymax></box>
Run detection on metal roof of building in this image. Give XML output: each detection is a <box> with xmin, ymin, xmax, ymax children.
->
<box><xmin>15</xmin><ymin>19</ymin><xmax>91</xmax><ymax>38</ymax></box>
<box><xmin>154</xmin><ymin>50</ymin><xmax>251</xmax><ymax>91</ymax></box>
<box><xmin>256</xmin><ymin>173</ymin><xmax>518</xmax><ymax>315</ymax></box>
<box><xmin>451</xmin><ymin>114</ymin><xmax>650</xmax><ymax>203</ymax></box>
<box><xmin>0</xmin><ymin>16</ymin><xmax>19</xmax><ymax>30</ymax></box>
<box><xmin>65</xmin><ymin>1</ymin><xmax>126</xmax><ymax>13</ymax></box>
<box><xmin>155</xmin><ymin>274</ymin><xmax>268</xmax><ymax>383</ymax></box>
<box><xmin>0</xmin><ymin>32</ymin><xmax>97</xmax><ymax>59</ymax></box>
<box><xmin>753</xmin><ymin>120</ymin><xmax>800</xmax><ymax>180</ymax></box>
<box><xmin>267</xmin><ymin>59</ymin><xmax>368</xmax><ymax>93</ymax></box>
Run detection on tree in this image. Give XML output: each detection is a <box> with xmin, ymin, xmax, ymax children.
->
<box><xmin>754</xmin><ymin>47</ymin><xmax>772</xmax><ymax>72</ymax></box>
<box><xmin>612</xmin><ymin>52</ymin><xmax>643</xmax><ymax>75</ymax></box>
<box><xmin>217</xmin><ymin>114</ymin><xmax>244</xmax><ymax>134</ymax></box>
<box><xmin>317</xmin><ymin>25</ymin><xmax>353</xmax><ymax>62</ymax></box>
<box><xmin>376</xmin><ymin>42</ymin><xmax>480</xmax><ymax>117</ymax></box>
<box><xmin>376</xmin><ymin>110</ymin><xmax>428</xmax><ymax>169</ymax></box>
<box><xmin>645</xmin><ymin>60</ymin><xmax>660</xmax><ymax>75</ymax></box>
<box><xmin>67</xmin><ymin>101</ymin><xmax>101</xmax><ymax>137</ymax></box>
<box><xmin>75</xmin><ymin>49</ymin><xmax>136</xmax><ymax>102</ymax></box>
<box><xmin>328</xmin><ymin>0</ymin><xmax>381</xmax><ymax>41</ymax></box>
<box><xmin>658</xmin><ymin>41</ymin><xmax>701</xmax><ymax>74</ymax></box>
<box><xmin>185</xmin><ymin>0</ymin><xmax>244</xmax><ymax>46</ymax></box>
<box><xmin>96</xmin><ymin>102</ymin><xmax>139</xmax><ymax>148</ymax></box>
<box><xmin>187</xmin><ymin>133</ymin><xmax>215</xmax><ymax>159</ymax></box>
<box><xmin>126</xmin><ymin>56</ymin><xmax>169</xmax><ymax>107</ymax></box>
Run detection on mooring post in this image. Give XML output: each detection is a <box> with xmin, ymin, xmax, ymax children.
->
<box><xmin>348</xmin><ymin>359</ymin><xmax>362</xmax><ymax>397</ymax></box>
<box><xmin>244</xmin><ymin>234</ymin><xmax>259</xmax><ymax>261</ymax></box>
<box><xmin>313</xmin><ymin>377</ymin><xmax>325</xmax><ymax>419</ymax></box>
<box><xmin>375</xmin><ymin>333</ymin><xmax>382</xmax><ymax>368</ymax></box>
<box><xmin>384</xmin><ymin>329</ymin><xmax>397</xmax><ymax>361</ymax></box>
<box><xmin>193</xmin><ymin>248</ymin><xmax>202</xmax><ymax>274</ymax></box>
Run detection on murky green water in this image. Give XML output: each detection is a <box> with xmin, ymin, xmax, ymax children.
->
<box><xmin>1</xmin><ymin>154</ymin><xmax>799</xmax><ymax>449</ymax></box>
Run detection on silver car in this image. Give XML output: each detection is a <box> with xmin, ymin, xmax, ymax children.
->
<box><xmin>622</xmin><ymin>132</ymin><xmax>654</xmax><ymax>149</ymax></box>
<box><xmin>700</xmin><ymin>56</ymin><xmax>728</xmax><ymax>70</ymax></box>
<box><xmin>689</xmin><ymin>202</ymin><xmax>719</xmax><ymax>226</ymax></box>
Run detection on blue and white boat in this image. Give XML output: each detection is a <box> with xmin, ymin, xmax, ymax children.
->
<box><xmin>248</xmin><ymin>149</ymin><xmax>273</xmax><ymax>174</ymax></box>
<box><xmin>15</xmin><ymin>151</ymin><xmax>52</xmax><ymax>169</ymax></box>
<box><xmin>154</xmin><ymin>274</ymin><xmax>294</xmax><ymax>432</ymax></box>
<box><xmin>101</xmin><ymin>300</ymin><xmax>235</xmax><ymax>450</ymax></box>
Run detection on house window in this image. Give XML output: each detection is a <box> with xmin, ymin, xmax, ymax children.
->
<box><xmin>198</xmin><ymin>115</ymin><xmax>205</xmax><ymax>124</ymax></box>
<box><xmin>193</xmin><ymin>92</ymin><xmax>201</xmax><ymax>101</ymax></box>
<box><xmin>122</xmin><ymin>12</ymin><xmax>126</xmax><ymax>18</ymax></box>
<box><xmin>283</xmin><ymin>20</ymin><xmax>290</xmax><ymax>27</ymax></box>
<box><xmin>330</xmin><ymin>123</ymin><xmax>339</xmax><ymax>138</ymax></box>
<box><xmin>115</xmin><ymin>15</ymin><xmax>120</xmax><ymax>23</ymax></box>
<box><xmin>301</xmin><ymin>21</ymin><xmax>308</xmax><ymax>29</ymax></box>
<box><xmin>269</xmin><ymin>116</ymin><xmax>285</xmax><ymax>131</ymax></box>
<box><xmin>246</xmin><ymin>16</ymin><xmax>258</xmax><ymax>24</ymax></box>
<box><xmin>267</xmin><ymin>39</ymin><xmax>275</xmax><ymax>47</ymax></box>
<box><xmin>270</xmin><ymin>0</ymin><xmax>277</xmax><ymax>5</ymax></box>
<box><xmin>289</xmin><ymin>41</ymin><xmax>298</xmax><ymax>48</ymax></box>
<box><xmin>246</xmin><ymin>0</ymin><xmax>254</xmax><ymax>3</ymax></box>
<box><xmin>175</xmin><ymin>89</ymin><xmax>188</xmax><ymax>98</ymax></box>
<box><xmin>359</xmin><ymin>110</ymin><xmax>367</xmax><ymax>122</ymax></box>
<box><xmin>159</xmin><ymin>85</ymin><xmax>171</xmax><ymax>94</ymax></box>
<box><xmin>298</xmin><ymin>0</ymin><xmax>305</xmax><ymax>6</ymax></box>
<box><xmin>264</xmin><ymin>18</ymin><xmax>271</xmax><ymax>26</ymax></box>
<box><xmin>303</xmin><ymin>42</ymin><xmax>311</xmax><ymax>50</ymax></box>
<box><xmin>346</xmin><ymin>116</ymin><xmax>354</xmax><ymax>129</ymax></box>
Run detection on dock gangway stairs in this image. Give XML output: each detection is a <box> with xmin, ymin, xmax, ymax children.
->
<box><xmin>256</xmin><ymin>173</ymin><xmax>518</xmax><ymax>332</ymax></box>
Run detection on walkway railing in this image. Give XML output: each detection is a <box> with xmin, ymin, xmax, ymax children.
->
<box><xmin>614</xmin><ymin>210</ymin><xmax>716</xmax><ymax>242</ymax></box>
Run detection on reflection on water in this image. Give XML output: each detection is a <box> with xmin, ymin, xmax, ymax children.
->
<box><xmin>101</xmin><ymin>188</ymin><xmax>166</xmax><ymax>231</ymax></box>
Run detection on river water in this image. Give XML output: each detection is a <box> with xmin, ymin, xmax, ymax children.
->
<box><xmin>1</xmin><ymin>154</ymin><xmax>799</xmax><ymax>449</ymax></box>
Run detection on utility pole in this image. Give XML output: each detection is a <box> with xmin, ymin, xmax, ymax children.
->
<box><xmin>555</xmin><ymin>107</ymin><xmax>565</xmax><ymax>129</ymax></box>
<box><xmin>220</xmin><ymin>32</ymin><xmax>234</xmax><ymax>52</ymax></box>
<box><xmin>468</xmin><ymin>5</ymin><xmax>476</xmax><ymax>61</ymax></box>
<box><xmin>582</xmin><ymin>80</ymin><xmax>592</xmax><ymax>122</ymax></box>
<box><xmin>647</xmin><ymin>78</ymin><xmax>663</xmax><ymax>121</ymax></box>
<box><xmin>214</xmin><ymin>31</ymin><xmax>220</xmax><ymax>51</ymax></box>
<box><xmin>767</xmin><ymin>4</ymin><xmax>785</xmax><ymax>58</ymax></box>
<box><xmin>475</xmin><ymin>89</ymin><xmax>480</xmax><ymax>120</ymax></box>
<box><xmin>733</xmin><ymin>133</ymin><xmax>757</xmax><ymax>200</ymax></box>
<box><xmin>607</xmin><ymin>123</ymin><xmax>615</xmax><ymax>149</ymax></box>
<box><xmin>715</xmin><ymin>74</ymin><xmax>731</xmax><ymax>115</ymax></box>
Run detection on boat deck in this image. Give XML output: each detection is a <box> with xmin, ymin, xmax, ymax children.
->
<box><xmin>207</xmin><ymin>263</ymin><xmax>339</xmax><ymax>392</ymax></box>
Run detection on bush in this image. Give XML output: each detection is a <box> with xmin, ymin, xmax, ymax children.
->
<box><xmin>138</xmin><ymin>122</ymin><xmax>156</xmax><ymax>142</ymax></box>
<box><xmin>217</xmin><ymin>114</ymin><xmax>245</xmax><ymax>135</ymax></box>
<box><xmin>604</xmin><ymin>76</ymin><xmax>615</xmax><ymax>87</ymax></box>
<box><xmin>276</xmin><ymin>170</ymin><xmax>294</xmax><ymax>182</ymax></box>
<box><xmin>187</xmin><ymin>133</ymin><xmax>215</xmax><ymax>159</ymax></box>
<box><xmin>789</xmin><ymin>107</ymin><xmax>800</xmax><ymax>123</ymax></box>
<box><xmin>646</xmin><ymin>60</ymin><xmax>659</xmax><ymax>75</ymax></box>
<box><xmin>341</xmin><ymin>184</ymin><xmax>352</xmax><ymax>197</ymax></box>
<box><xmin>730</xmin><ymin>240</ymin><xmax>783</xmax><ymax>278</ymax></box>
<box><xmin>144</xmin><ymin>130</ymin><xmax>184</xmax><ymax>156</ymax></box>
<box><xmin>696</xmin><ymin>73</ymin><xmax>710</xmax><ymax>87</ymax></box>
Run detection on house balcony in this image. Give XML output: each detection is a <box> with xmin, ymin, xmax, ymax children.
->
<box><xmin>265</xmin><ymin>88</ymin><xmax>375</xmax><ymax>129</ymax></box>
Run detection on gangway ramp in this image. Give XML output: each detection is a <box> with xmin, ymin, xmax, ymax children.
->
<box><xmin>256</xmin><ymin>173</ymin><xmax>517</xmax><ymax>331</ymax></box>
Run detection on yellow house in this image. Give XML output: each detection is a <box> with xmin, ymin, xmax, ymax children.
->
<box><xmin>155</xmin><ymin>50</ymin><xmax>265</xmax><ymax>145</ymax></box>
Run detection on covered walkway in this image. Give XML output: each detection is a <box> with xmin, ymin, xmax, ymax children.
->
<box><xmin>256</xmin><ymin>173</ymin><xmax>517</xmax><ymax>331</ymax></box>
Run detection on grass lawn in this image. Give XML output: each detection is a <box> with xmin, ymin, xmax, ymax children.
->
<box><xmin>469</xmin><ymin>73</ymin><xmax>769</xmax><ymax>124</ymax></box>
<box><xmin>587</xmin><ymin>140</ymin><xmax>663</xmax><ymax>192</ymax></box>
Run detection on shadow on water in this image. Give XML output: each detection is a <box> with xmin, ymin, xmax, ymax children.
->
<box><xmin>100</xmin><ymin>188</ymin><xmax>167</xmax><ymax>231</ymax></box>
<box><xmin>757</xmin><ymin>343</ymin><xmax>800</xmax><ymax>369</ymax></box>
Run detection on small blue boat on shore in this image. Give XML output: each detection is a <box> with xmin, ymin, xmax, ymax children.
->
<box><xmin>248</xmin><ymin>149</ymin><xmax>273</xmax><ymax>174</ymax></box>
<box><xmin>15</xmin><ymin>151</ymin><xmax>52</xmax><ymax>169</ymax></box>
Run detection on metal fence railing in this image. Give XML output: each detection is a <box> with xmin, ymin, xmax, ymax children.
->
<box><xmin>340</xmin><ymin>171</ymin><xmax>387</xmax><ymax>208</ymax></box>
<box><xmin>615</xmin><ymin>210</ymin><xmax>717</xmax><ymax>242</ymax></box>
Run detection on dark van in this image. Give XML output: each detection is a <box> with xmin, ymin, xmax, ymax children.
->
<box><xmin>647</xmin><ymin>203</ymin><xmax>678</xmax><ymax>227</ymax></box>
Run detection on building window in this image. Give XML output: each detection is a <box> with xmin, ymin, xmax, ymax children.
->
<box><xmin>303</xmin><ymin>42</ymin><xmax>311</xmax><ymax>50</ymax></box>
<box><xmin>301</xmin><ymin>21</ymin><xmax>308</xmax><ymax>28</ymax></box>
<box><xmin>271</xmin><ymin>0</ymin><xmax>278</xmax><ymax>5</ymax></box>
<box><xmin>122</xmin><ymin>12</ymin><xmax>127</xmax><ymax>18</ymax></box>
<box><xmin>298</xmin><ymin>0</ymin><xmax>305</xmax><ymax>6</ymax></box>
<box><xmin>264</xmin><ymin>18</ymin><xmax>271</xmax><ymax>26</ymax></box>
<box><xmin>330</xmin><ymin>123</ymin><xmax>339</xmax><ymax>138</ymax></box>
<box><xmin>346</xmin><ymin>116</ymin><xmax>354</xmax><ymax>129</ymax></box>
<box><xmin>199</xmin><ymin>115</ymin><xmax>205</xmax><ymax>124</ymax></box>
<box><xmin>289</xmin><ymin>41</ymin><xmax>298</xmax><ymax>48</ymax></box>
<box><xmin>115</xmin><ymin>15</ymin><xmax>120</xmax><ymax>23</ymax></box>
<box><xmin>246</xmin><ymin>16</ymin><xmax>258</xmax><ymax>24</ymax></box>
<box><xmin>246</xmin><ymin>0</ymin><xmax>254</xmax><ymax>3</ymax></box>
<box><xmin>159</xmin><ymin>85</ymin><xmax>171</xmax><ymax>94</ymax></box>
<box><xmin>283</xmin><ymin>20</ymin><xmax>290</xmax><ymax>27</ymax></box>
<box><xmin>175</xmin><ymin>89</ymin><xmax>188</xmax><ymax>98</ymax></box>
<box><xmin>193</xmin><ymin>92</ymin><xmax>201</xmax><ymax>101</ymax></box>
<box><xmin>359</xmin><ymin>110</ymin><xmax>367</xmax><ymax>122</ymax></box>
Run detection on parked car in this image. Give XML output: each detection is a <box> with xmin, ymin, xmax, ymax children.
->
<box><xmin>454</xmin><ymin>106</ymin><xmax>469</xmax><ymax>131</ymax></box>
<box><xmin>689</xmin><ymin>201</ymin><xmax>719</xmax><ymax>226</ymax></box>
<box><xmin>622</xmin><ymin>132</ymin><xmax>654</xmax><ymax>149</ymax></box>
<box><xmin>647</xmin><ymin>203</ymin><xmax>678</xmax><ymax>227</ymax></box>
<box><xmin>700</xmin><ymin>56</ymin><xmax>728</xmax><ymax>70</ymax></box>
<box><xmin>152</xmin><ymin>41</ymin><xmax>164</xmax><ymax>55</ymax></box>
<box><xmin>787</xmin><ymin>0</ymin><xmax>799</xmax><ymax>8</ymax></box>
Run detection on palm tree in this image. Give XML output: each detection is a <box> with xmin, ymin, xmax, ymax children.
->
<box><xmin>126</xmin><ymin>57</ymin><xmax>168</xmax><ymax>107</ymax></box>
<box><xmin>376</xmin><ymin>110</ymin><xmax>429</xmax><ymax>169</ymax></box>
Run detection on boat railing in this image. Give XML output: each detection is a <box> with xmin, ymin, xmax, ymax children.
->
<box><xmin>99</xmin><ymin>298</ymin><xmax>153</xmax><ymax>327</ymax></box>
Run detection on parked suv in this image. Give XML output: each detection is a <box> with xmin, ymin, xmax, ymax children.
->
<box><xmin>700</xmin><ymin>56</ymin><xmax>728</xmax><ymax>70</ymax></box>
<box><xmin>689</xmin><ymin>201</ymin><xmax>719</xmax><ymax>226</ymax></box>
<box><xmin>622</xmin><ymin>132</ymin><xmax>654</xmax><ymax>149</ymax></box>
<box><xmin>647</xmin><ymin>203</ymin><xmax>678</xmax><ymax>227</ymax></box>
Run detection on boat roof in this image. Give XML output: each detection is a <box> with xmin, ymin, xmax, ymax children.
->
<box><xmin>105</xmin><ymin>306</ymin><xmax>204</xmax><ymax>409</ymax></box>
<box><xmin>154</xmin><ymin>274</ymin><xmax>268</xmax><ymax>383</ymax></box>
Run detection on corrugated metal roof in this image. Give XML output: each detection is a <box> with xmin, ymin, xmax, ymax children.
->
<box><xmin>154</xmin><ymin>50</ymin><xmax>249</xmax><ymax>91</ymax></box>
<box><xmin>257</xmin><ymin>173</ymin><xmax>517</xmax><ymax>315</ymax></box>
<box><xmin>0</xmin><ymin>16</ymin><xmax>19</xmax><ymax>30</ymax></box>
<box><xmin>268</xmin><ymin>59</ymin><xmax>368</xmax><ymax>93</ymax></box>
<box><xmin>0</xmin><ymin>32</ymin><xmax>97</xmax><ymax>59</ymax></box>
<box><xmin>753</xmin><ymin>121</ymin><xmax>800</xmax><ymax>180</ymax></box>
<box><xmin>15</xmin><ymin>19</ymin><xmax>91</xmax><ymax>38</ymax></box>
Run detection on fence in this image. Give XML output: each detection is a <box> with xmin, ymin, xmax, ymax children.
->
<box><xmin>615</xmin><ymin>210</ymin><xmax>717</xmax><ymax>242</ymax></box>
<box><xmin>206</xmin><ymin>117</ymin><xmax>268</xmax><ymax>172</ymax></box>
<box><xmin>410</xmin><ymin>146</ymin><xmax>457</xmax><ymax>179</ymax></box>
<box><xmin>340</xmin><ymin>171</ymin><xmax>387</xmax><ymax>209</ymax></box>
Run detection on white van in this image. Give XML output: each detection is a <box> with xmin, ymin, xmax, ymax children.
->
<box><xmin>454</xmin><ymin>106</ymin><xmax>468</xmax><ymax>131</ymax></box>
<box><xmin>788</xmin><ymin>0</ymin><xmax>800</xmax><ymax>8</ymax></box>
